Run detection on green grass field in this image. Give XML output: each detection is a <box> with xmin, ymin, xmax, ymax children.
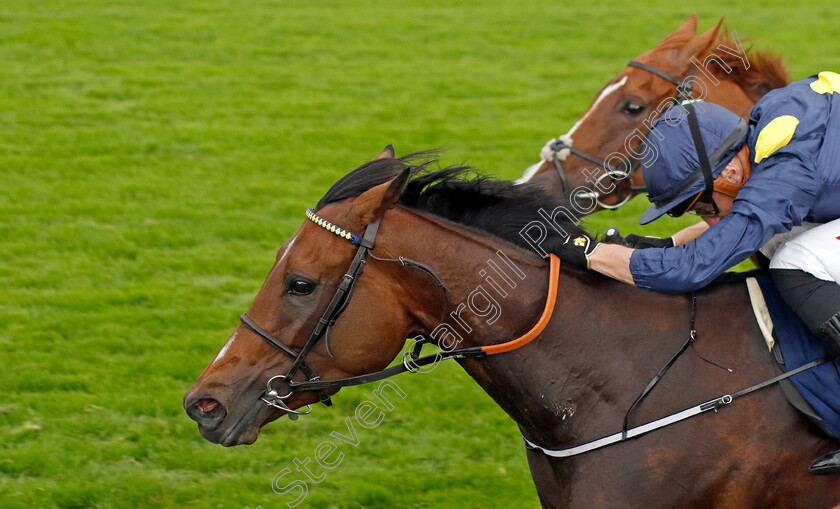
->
<box><xmin>2</xmin><ymin>1</ymin><xmax>838</xmax><ymax>507</ymax></box>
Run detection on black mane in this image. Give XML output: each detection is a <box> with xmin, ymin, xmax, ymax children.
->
<box><xmin>317</xmin><ymin>152</ymin><xmax>590</xmax><ymax>256</ymax></box>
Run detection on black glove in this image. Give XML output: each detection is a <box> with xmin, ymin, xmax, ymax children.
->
<box><xmin>557</xmin><ymin>233</ymin><xmax>599</xmax><ymax>269</ymax></box>
<box><xmin>604</xmin><ymin>227</ymin><xmax>674</xmax><ymax>249</ymax></box>
<box><xmin>624</xmin><ymin>234</ymin><xmax>674</xmax><ymax>249</ymax></box>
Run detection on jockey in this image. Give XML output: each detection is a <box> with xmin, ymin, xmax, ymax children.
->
<box><xmin>556</xmin><ymin>72</ymin><xmax>840</xmax><ymax>474</ymax></box>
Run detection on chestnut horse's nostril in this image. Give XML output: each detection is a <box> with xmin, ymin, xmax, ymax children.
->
<box><xmin>185</xmin><ymin>396</ymin><xmax>227</xmax><ymax>429</ymax></box>
<box><xmin>196</xmin><ymin>399</ymin><xmax>219</xmax><ymax>413</ymax></box>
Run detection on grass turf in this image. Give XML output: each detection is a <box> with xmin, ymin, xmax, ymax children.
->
<box><xmin>1</xmin><ymin>1</ymin><xmax>838</xmax><ymax>507</ymax></box>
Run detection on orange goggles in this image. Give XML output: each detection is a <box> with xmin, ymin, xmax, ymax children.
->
<box><xmin>666</xmin><ymin>191</ymin><xmax>720</xmax><ymax>218</ymax></box>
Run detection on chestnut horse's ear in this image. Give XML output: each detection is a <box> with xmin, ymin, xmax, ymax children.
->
<box><xmin>676</xmin><ymin>17</ymin><xmax>723</xmax><ymax>61</ymax></box>
<box><xmin>350</xmin><ymin>169</ymin><xmax>410</xmax><ymax>226</ymax></box>
<box><xmin>658</xmin><ymin>14</ymin><xmax>697</xmax><ymax>48</ymax></box>
<box><xmin>648</xmin><ymin>14</ymin><xmax>698</xmax><ymax>63</ymax></box>
<box><xmin>374</xmin><ymin>144</ymin><xmax>396</xmax><ymax>160</ymax></box>
<box><xmin>674</xmin><ymin>13</ymin><xmax>699</xmax><ymax>39</ymax></box>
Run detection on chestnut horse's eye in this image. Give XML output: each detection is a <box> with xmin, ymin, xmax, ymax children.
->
<box><xmin>287</xmin><ymin>280</ymin><xmax>315</xmax><ymax>296</ymax></box>
<box><xmin>623</xmin><ymin>102</ymin><xmax>645</xmax><ymax>116</ymax></box>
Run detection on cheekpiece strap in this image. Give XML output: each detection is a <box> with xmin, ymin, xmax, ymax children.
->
<box><xmin>306</xmin><ymin>208</ymin><xmax>364</xmax><ymax>245</ymax></box>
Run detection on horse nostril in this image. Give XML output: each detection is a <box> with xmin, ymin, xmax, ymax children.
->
<box><xmin>185</xmin><ymin>396</ymin><xmax>227</xmax><ymax>428</ymax></box>
<box><xmin>196</xmin><ymin>399</ymin><xmax>219</xmax><ymax>414</ymax></box>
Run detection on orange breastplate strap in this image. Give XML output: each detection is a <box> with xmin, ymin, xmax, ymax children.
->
<box><xmin>481</xmin><ymin>254</ymin><xmax>560</xmax><ymax>355</ymax></box>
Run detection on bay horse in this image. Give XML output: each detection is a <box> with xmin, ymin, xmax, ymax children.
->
<box><xmin>185</xmin><ymin>148</ymin><xmax>840</xmax><ymax>508</ymax></box>
<box><xmin>518</xmin><ymin>14</ymin><xmax>790</xmax><ymax>210</ymax></box>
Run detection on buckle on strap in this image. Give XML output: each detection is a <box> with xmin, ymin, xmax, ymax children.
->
<box><xmin>402</xmin><ymin>336</ymin><xmax>428</xmax><ymax>373</ymax></box>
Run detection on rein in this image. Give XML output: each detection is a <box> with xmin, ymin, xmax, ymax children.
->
<box><xmin>547</xmin><ymin>60</ymin><xmax>695</xmax><ymax>209</ymax></box>
<box><xmin>239</xmin><ymin>208</ymin><xmax>561</xmax><ymax>415</ymax></box>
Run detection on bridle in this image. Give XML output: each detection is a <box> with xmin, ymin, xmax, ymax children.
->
<box><xmin>239</xmin><ymin>206</ymin><xmax>562</xmax><ymax>418</ymax></box>
<box><xmin>547</xmin><ymin>60</ymin><xmax>696</xmax><ymax>209</ymax></box>
<box><xmin>239</xmin><ymin>209</ymin><xmax>383</xmax><ymax>414</ymax></box>
<box><xmin>240</xmin><ymin>208</ymin><xmax>447</xmax><ymax>416</ymax></box>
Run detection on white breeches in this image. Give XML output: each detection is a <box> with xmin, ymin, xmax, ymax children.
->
<box><xmin>770</xmin><ymin>218</ymin><xmax>840</xmax><ymax>283</ymax></box>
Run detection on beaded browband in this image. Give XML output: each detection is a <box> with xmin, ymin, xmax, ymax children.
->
<box><xmin>305</xmin><ymin>208</ymin><xmax>364</xmax><ymax>245</ymax></box>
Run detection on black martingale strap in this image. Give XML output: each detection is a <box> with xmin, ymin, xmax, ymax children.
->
<box><xmin>525</xmin><ymin>355</ymin><xmax>828</xmax><ymax>458</ymax></box>
<box><xmin>621</xmin><ymin>293</ymin><xmax>730</xmax><ymax>438</ymax></box>
<box><xmin>728</xmin><ymin>357</ymin><xmax>828</xmax><ymax>400</ymax></box>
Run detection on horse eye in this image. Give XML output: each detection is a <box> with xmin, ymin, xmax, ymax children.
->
<box><xmin>623</xmin><ymin>102</ymin><xmax>645</xmax><ymax>116</ymax></box>
<box><xmin>287</xmin><ymin>280</ymin><xmax>315</xmax><ymax>296</ymax></box>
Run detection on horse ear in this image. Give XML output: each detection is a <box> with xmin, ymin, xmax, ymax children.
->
<box><xmin>649</xmin><ymin>14</ymin><xmax>698</xmax><ymax>62</ymax></box>
<box><xmin>677</xmin><ymin>17</ymin><xmax>722</xmax><ymax>61</ymax></box>
<box><xmin>374</xmin><ymin>144</ymin><xmax>396</xmax><ymax>160</ymax></box>
<box><xmin>674</xmin><ymin>13</ymin><xmax>698</xmax><ymax>38</ymax></box>
<box><xmin>350</xmin><ymin>169</ymin><xmax>410</xmax><ymax>225</ymax></box>
<box><xmin>657</xmin><ymin>14</ymin><xmax>697</xmax><ymax>48</ymax></box>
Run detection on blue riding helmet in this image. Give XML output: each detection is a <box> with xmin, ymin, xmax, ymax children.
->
<box><xmin>638</xmin><ymin>101</ymin><xmax>749</xmax><ymax>225</ymax></box>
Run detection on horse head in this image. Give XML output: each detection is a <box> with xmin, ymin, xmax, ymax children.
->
<box><xmin>183</xmin><ymin>146</ymin><xmax>446</xmax><ymax>446</ymax></box>
<box><xmin>520</xmin><ymin>14</ymin><xmax>787</xmax><ymax>210</ymax></box>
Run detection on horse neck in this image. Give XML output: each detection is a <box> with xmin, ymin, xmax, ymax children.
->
<box><xmin>378</xmin><ymin>209</ymin><xmax>746</xmax><ymax>447</ymax></box>
<box><xmin>377</xmin><ymin>208</ymin><xmax>683</xmax><ymax>441</ymax></box>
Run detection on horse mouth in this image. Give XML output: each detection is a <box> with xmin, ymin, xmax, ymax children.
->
<box><xmin>211</xmin><ymin>399</ymin><xmax>284</xmax><ymax>447</ymax></box>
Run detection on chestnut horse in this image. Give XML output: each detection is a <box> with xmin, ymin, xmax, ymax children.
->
<box><xmin>185</xmin><ymin>149</ymin><xmax>840</xmax><ymax>508</ymax></box>
<box><xmin>518</xmin><ymin>14</ymin><xmax>790</xmax><ymax>210</ymax></box>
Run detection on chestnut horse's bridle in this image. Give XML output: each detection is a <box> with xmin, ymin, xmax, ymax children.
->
<box><xmin>549</xmin><ymin>60</ymin><xmax>696</xmax><ymax>209</ymax></box>
<box><xmin>238</xmin><ymin>206</ymin><xmax>562</xmax><ymax>418</ymax></box>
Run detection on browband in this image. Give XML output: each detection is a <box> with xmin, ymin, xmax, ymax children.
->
<box><xmin>306</xmin><ymin>208</ymin><xmax>367</xmax><ymax>246</ymax></box>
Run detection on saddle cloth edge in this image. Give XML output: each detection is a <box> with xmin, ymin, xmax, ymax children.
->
<box><xmin>746</xmin><ymin>276</ymin><xmax>837</xmax><ymax>438</ymax></box>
